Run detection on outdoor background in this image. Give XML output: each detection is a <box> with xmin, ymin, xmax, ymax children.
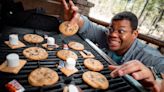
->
<box><xmin>88</xmin><ymin>0</ymin><xmax>164</xmax><ymax>41</ymax></box>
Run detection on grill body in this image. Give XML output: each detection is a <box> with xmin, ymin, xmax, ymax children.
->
<box><xmin>0</xmin><ymin>28</ymin><xmax>143</xmax><ymax>92</ymax></box>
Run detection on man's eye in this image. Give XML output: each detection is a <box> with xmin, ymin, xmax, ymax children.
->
<box><xmin>118</xmin><ymin>29</ymin><xmax>125</xmax><ymax>34</ymax></box>
<box><xmin>108</xmin><ymin>28</ymin><xmax>114</xmax><ymax>32</ymax></box>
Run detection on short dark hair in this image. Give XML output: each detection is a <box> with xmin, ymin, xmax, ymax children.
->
<box><xmin>112</xmin><ymin>11</ymin><xmax>138</xmax><ymax>30</ymax></box>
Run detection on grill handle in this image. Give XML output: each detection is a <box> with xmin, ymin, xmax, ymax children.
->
<box><xmin>84</xmin><ymin>38</ymin><xmax>148</xmax><ymax>92</ymax></box>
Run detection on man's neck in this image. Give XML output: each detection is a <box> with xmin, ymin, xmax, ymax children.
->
<box><xmin>115</xmin><ymin>48</ymin><xmax>128</xmax><ymax>56</ymax></box>
<box><xmin>115</xmin><ymin>41</ymin><xmax>135</xmax><ymax>56</ymax></box>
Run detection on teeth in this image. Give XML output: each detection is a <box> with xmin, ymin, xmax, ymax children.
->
<box><xmin>109</xmin><ymin>41</ymin><xmax>119</xmax><ymax>45</ymax></box>
<box><xmin>110</xmin><ymin>41</ymin><xmax>118</xmax><ymax>44</ymax></box>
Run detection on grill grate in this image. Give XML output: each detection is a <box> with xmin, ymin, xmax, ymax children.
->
<box><xmin>0</xmin><ymin>31</ymin><xmax>142</xmax><ymax>92</ymax></box>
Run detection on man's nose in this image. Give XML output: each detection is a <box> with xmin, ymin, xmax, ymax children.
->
<box><xmin>109</xmin><ymin>31</ymin><xmax>119</xmax><ymax>37</ymax></box>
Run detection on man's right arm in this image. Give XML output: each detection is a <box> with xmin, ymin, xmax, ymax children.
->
<box><xmin>78</xmin><ymin>15</ymin><xmax>109</xmax><ymax>46</ymax></box>
<box><xmin>62</xmin><ymin>0</ymin><xmax>109</xmax><ymax>46</ymax></box>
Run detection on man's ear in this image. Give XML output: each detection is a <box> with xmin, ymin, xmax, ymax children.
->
<box><xmin>132</xmin><ymin>29</ymin><xmax>139</xmax><ymax>39</ymax></box>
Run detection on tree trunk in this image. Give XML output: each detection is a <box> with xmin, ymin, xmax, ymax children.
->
<box><xmin>138</xmin><ymin>0</ymin><xmax>149</xmax><ymax>19</ymax></box>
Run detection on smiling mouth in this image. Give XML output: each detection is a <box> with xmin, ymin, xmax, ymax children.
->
<box><xmin>109</xmin><ymin>40</ymin><xmax>120</xmax><ymax>47</ymax></box>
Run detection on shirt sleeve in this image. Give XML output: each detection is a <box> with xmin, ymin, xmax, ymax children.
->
<box><xmin>78</xmin><ymin>15</ymin><xmax>109</xmax><ymax>48</ymax></box>
<box><xmin>146</xmin><ymin>56</ymin><xmax>164</xmax><ymax>73</ymax></box>
<box><xmin>137</xmin><ymin>47</ymin><xmax>164</xmax><ymax>73</ymax></box>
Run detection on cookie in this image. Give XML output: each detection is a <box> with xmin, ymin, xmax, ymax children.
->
<box><xmin>84</xmin><ymin>59</ymin><xmax>104</xmax><ymax>71</ymax></box>
<box><xmin>23</xmin><ymin>47</ymin><xmax>48</xmax><ymax>60</ymax></box>
<box><xmin>59</xmin><ymin>21</ymin><xmax>79</xmax><ymax>36</ymax></box>
<box><xmin>28</xmin><ymin>67</ymin><xmax>59</xmax><ymax>86</ymax></box>
<box><xmin>23</xmin><ymin>34</ymin><xmax>44</xmax><ymax>43</ymax></box>
<box><xmin>57</xmin><ymin>50</ymin><xmax>78</xmax><ymax>61</ymax></box>
<box><xmin>68</xmin><ymin>41</ymin><xmax>84</xmax><ymax>51</ymax></box>
<box><xmin>82</xmin><ymin>71</ymin><xmax>109</xmax><ymax>90</ymax></box>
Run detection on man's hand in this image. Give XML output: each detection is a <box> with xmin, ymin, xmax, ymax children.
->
<box><xmin>108</xmin><ymin>60</ymin><xmax>160</xmax><ymax>92</ymax></box>
<box><xmin>62</xmin><ymin>0</ymin><xmax>81</xmax><ymax>25</ymax></box>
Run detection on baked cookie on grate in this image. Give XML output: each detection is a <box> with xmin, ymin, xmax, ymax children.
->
<box><xmin>23</xmin><ymin>34</ymin><xmax>44</xmax><ymax>43</ymax></box>
<box><xmin>82</xmin><ymin>71</ymin><xmax>109</xmax><ymax>90</ymax></box>
<box><xmin>84</xmin><ymin>58</ymin><xmax>104</xmax><ymax>72</ymax></box>
<box><xmin>68</xmin><ymin>41</ymin><xmax>84</xmax><ymax>51</ymax></box>
<box><xmin>23</xmin><ymin>47</ymin><xmax>48</xmax><ymax>60</ymax></box>
<box><xmin>28</xmin><ymin>67</ymin><xmax>59</xmax><ymax>86</ymax></box>
<box><xmin>59</xmin><ymin>21</ymin><xmax>79</xmax><ymax>36</ymax></box>
<box><xmin>57</xmin><ymin>50</ymin><xmax>78</xmax><ymax>61</ymax></box>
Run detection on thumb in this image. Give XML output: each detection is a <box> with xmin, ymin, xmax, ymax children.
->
<box><xmin>69</xmin><ymin>0</ymin><xmax>75</xmax><ymax>7</ymax></box>
<box><xmin>108</xmin><ymin>65</ymin><xmax>119</xmax><ymax>71</ymax></box>
<box><xmin>152</xmin><ymin>83</ymin><xmax>161</xmax><ymax>92</ymax></box>
<box><xmin>69</xmin><ymin>13</ymin><xmax>80</xmax><ymax>25</ymax></box>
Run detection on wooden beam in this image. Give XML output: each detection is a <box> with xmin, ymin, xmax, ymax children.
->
<box><xmin>88</xmin><ymin>17</ymin><xmax>110</xmax><ymax>27</ymax></box>
<box><xmin>138</xmin><ymin>34</ymin><xmax>164</xmax><ymax>47</ymax></box>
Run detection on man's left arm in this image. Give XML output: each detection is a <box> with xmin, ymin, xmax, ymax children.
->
<box><xmin>109</xmin><ymin>60</ymin><xmax>162</xmax><ymax>92</ymax></box>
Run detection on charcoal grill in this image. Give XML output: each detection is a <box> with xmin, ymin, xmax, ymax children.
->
<box><xmin>0</xmin><ymin>27</ymin><xmax>148</xmax><ymax>92</ymax></box>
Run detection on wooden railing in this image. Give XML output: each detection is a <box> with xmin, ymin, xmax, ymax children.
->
<box><xmin>88</xmin><ymin>17</ymin><xmax>110</xmax><ymax>27</ymax></box>
<box><xmin>88</xmin><ymin>17</ymin><xmax>164</xmax><ymax>54</ymax></box>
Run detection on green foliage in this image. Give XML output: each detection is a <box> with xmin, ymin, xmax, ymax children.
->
<box><xmin>112</xmin><ymin>0</ymin><xmax>164</xmax><ymax>25</ymax></box>
<box><xmin>112</xmin><ymin>0</ymin><xmax>127</xmax><ymax>14</ymax></box>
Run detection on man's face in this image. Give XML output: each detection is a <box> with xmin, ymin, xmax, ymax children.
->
<box><xmin>107</xmin><ymin>19</ymin><xmax>138</xmax><ymax>55</ymax></box>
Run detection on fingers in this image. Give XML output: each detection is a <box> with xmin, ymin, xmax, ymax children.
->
<box><xmin>72</xmin><ymin>6</ymin><xmax>79</xmax><ymax>13</ymax></box>
<box><xmin>109</xmin><ymin>60</ymin><xmax>158</xmax><ymax>90</ymax></box>
<box><xmin>152</xmin><ymin>84</ymin><xmax>161</xmax><ymax>92</ymax></box>
<box><xmin>116</xmin><ymin>61</ymin><xmax>141</xmax><ymax>76</ymax></box>
<box><xmin>108</xmin><ymin>65</ymin><xmax>119</xmax><ymax>71</ymax></box>
<box><xmin>110</xmin><ymin>69</ymin><xmax>123</xmax><ymax>78</ymax></box>
<box><xmin>110</xmin><ymin>65</ymin><xmax>123</xmax><ymax>78</ymax></box>
<box><xmin>110</xmin><ymin>60</ymin><xmax>146</xmax><ymax>78</ymax></box>
<box><xmin>108</xmin><ymin>65</ymin><xmax>120</xmax><ymax>78</ymax></box>
<box><xmin>160</xmin><ymin>80</ymin><xmax>164</xmax><ymax>92</ymax></box>
<box><xmin>62</xmin><ymin>0</ymin><xmax>80</xmax><ymax>25</ymax></box>
<box><xmin>62</xmin><ymin>0</ymin><xmax>69</xmax><ymax>10</ymax></box>
<box><xmin>69</xmin><ymin>0</ymin><xmax>78</xmax><ymax>12</ymax></box>
<box><xmin>69</xmin><ymin>0</ymin><xmax>75</xmax><ymax>7</ymax></box>
<box><xmin>62</xmin><ymin>0</ymin><xmax>77</xmax><ymax>11</ymax></box>
<box><xmin>131</xmin><ymin>70</ymin><xmax>149</xmax><ymax>80</ymax></box>
<box><xmin>69</xmin><ymin>0</ymin><xmax>79</xmax><ymax>24</ymax></box>
<box><xmin>69</xmin><ymin>13</ymin><xmax>80</xmax><ymax>25</ymax></box>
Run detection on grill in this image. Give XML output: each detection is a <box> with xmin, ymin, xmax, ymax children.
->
<box><xmin>0</xmin><ymin>28</ymin><xmax>147</xmax><ymax>92</ymax></box>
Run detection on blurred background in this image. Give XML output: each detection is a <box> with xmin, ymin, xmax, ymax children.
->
<box><xmin>0</xmin><ymin>0</ymin><xmax>163</xmax><ymax>53</ymax></box>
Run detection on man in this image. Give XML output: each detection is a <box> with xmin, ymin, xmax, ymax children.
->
<box><xmin>62</xmin><ymin>0</ymin><xmax>164</xmax><ymax>91</ymax></box>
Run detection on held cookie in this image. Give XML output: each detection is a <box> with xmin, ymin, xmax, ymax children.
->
<box><xmin>57</xmin><ymin>50</ymin><xmax>78</xmax><ymax>61</ymax></box>
<box><xmin>84</xmin><ymin>58</ymin><xmax>104</xmax><ymax>72</ymax></box>
<box><xmin>23</xmin><ymin>47</ymin><xmax>48</xmax><ymax>60</ymax></box>
<box><xmin>59</xmin><ymin>21</ymin><xmax>79</xmax><ymax>36</ymax></box>
<box><xmin>24</xmin><ymin>34</ymin><xmax>44</xmax><ymax>43</ymax></box>
<box><xmin>28</xmin><ymin>67</ymin><xmax>59</xmax><ymax>86</ymax></box>
<box><xmin>82</xmin><ymin>71</ymin><xmax>109</xmax><ymax>90</ymax></box>
<box><xmin>68</xmin><ymin>41</ymin><xmax>84</xmax><ymax>51</ymax></box>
